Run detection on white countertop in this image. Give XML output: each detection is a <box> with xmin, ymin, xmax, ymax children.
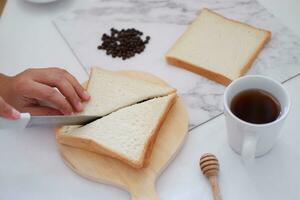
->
<box><xmin>0</xmin><ymin>0</ymin><xmax>300</xmax><ymax>199</ymax></box>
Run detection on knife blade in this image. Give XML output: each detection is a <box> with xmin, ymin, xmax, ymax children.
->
<box><xmin>27</xmin><ymin>115</ymin><xmax>100</xmax><ymax>127</ymax></box>
<box><xmin>0</xmin><ymin>113</ymin><xmax>100</xmax><ymax>129</ymax></box>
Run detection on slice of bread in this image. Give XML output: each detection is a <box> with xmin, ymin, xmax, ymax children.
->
<box><xmin>57</xmin><ymin>94</ymin><xmax>176</xmax><ymax>168</ymax></box>
<box><xmin>80</xmin><ymin>68</ymin><xmax>176</xmax><ymax>116</ymax></box>
<box><xmin>166</xmin><ymin>8</ymin><xmax>271</xmax><ymax>85</ymax></box>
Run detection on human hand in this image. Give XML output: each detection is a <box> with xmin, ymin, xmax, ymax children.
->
<box><xmin>0</xmin><ymin>96</ymin><xmax>21</xmax><ymax>119</ymax></box>
<box><xmin>0</xmin><ymin>67</ymin><xmax>90</xmax><ymax>117</ymax></box>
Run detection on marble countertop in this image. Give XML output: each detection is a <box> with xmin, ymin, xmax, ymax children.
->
<box><xmin>53</xmin><ymin>0</ymin><xmax>300</xmax><ymax>129</ymax></box>
<box><xmin>0</xmin><ymin>0</ymin><xmax>300</xmax><ymax>200</ymax></box>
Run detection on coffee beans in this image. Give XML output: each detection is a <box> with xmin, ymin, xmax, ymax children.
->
<box><xmin>97</xmin><ymin>28</ymin><xmax>150</xmax><ymax>60</ymax></box>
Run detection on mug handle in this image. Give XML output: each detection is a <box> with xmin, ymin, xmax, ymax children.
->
<box><xmin>241</xmin><ymin>132</ymin><xmax>257</xmax><ymax>164</ymax></box>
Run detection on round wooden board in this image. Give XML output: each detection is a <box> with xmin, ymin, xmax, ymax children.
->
<box><xmin>56</xmin><ymin>70</ymin><xmax>189</xmax><ymax>200</ymax></box>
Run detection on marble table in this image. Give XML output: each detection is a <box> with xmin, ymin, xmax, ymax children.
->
<box><xmin>0</xmin><ymin>0</ymin><xmax>300</xmax><ymax>200</ymax></box>
<box><xmin>53</xmin><ymin>0</ymin><xmax>300</xmax><ymax>129</ymax></box>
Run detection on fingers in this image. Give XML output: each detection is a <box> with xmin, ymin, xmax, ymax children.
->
<box><xmin>28</xmin><ymin>82</ymin><xmax>73</xmax><ymax>115</ymax></box>
<box><xmin>65</xmin><ymin>73</ymin><xmax>90</xmax><ymax>101</ymax></box>
<box><xmin>0</xmin><ymin>97</ymin><xmax>20</xmax><ymax>119</ymax></box>
<box><xmin>32</xmin><ymin>68</ymin><xmax>90</xmax><ymax>112</ymax></box>
<box><xmin>22</xmin><ymin>106</ymin><xmax>62</xmax><ymax>116</ymax></box>
<box><xmin>53</xmin><ymin>79</ymin><xmax>84</xmax><ymax>112</ymax></box>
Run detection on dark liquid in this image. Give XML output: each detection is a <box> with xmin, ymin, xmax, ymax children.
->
<box><xmin>230</xmin><ymin>89</ymin><xmax>281</xmax><ymax>124</ymax></box>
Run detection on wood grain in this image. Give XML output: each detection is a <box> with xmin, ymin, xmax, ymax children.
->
<box><xmin>56</xmin><ymin>70</ymin><xmax>189</xmax><ymax>200</ymax></box>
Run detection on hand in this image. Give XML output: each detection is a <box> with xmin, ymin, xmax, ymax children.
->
<box><xmin>0</xmin><ymin>67</ymin><xmax>90</xmax><ymax>117</ymax></box>
<box><xmin>0</xmin><ymin>96</ymin><xmax>21</xmax><ymax>119</ymax></box>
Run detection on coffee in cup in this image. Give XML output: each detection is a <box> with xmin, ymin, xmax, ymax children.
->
<box><xmin>230</xmin><ymin>89</ymin><xmax>281</xmax><ymax>124</ymax></box>
<box><xmin>223</xmin><ymin>75</ymin><xmax>290</xmax><ymax>163</ymax></box>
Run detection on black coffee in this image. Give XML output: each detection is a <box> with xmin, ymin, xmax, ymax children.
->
<box><xmin>230</xmin><ymin>89</ymin><xmax>281</xmax><ymax>124</ymax></box>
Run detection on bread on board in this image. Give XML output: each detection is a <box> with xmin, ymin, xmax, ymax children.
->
<box><xmin>57</xmin><ymin>94</ymin><xmax>176</xmax><ymax>168</ymax></box>
<box><xmin>80</xmin><ymin>67</ymin><xmax>176</xmax><ymax>116</ymax></box>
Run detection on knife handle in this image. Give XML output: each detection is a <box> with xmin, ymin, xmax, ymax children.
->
<box><xmin>0</xmin><ymin>113</ymin><xmax>31</xmax><ymax>129</ymax></box>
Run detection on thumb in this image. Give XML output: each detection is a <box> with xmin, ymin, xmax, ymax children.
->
<box><xmin>0</xmin><ymin>97</ymin><xmax>20</xmax><ymax>119</ymax></box>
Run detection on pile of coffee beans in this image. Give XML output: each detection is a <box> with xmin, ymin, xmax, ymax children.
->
<box><xmin>97</xmin><ymin>28</ymin><xmax>150</xmax><ymax>60</ymax></box>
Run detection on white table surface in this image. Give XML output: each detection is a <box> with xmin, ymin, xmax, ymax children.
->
<box><xmin>0</xmin><ymin>0</ymin><xmax>300</xmax><ymax>199</ymax></box>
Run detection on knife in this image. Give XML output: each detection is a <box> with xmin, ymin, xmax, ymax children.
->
<box><xmin>0</xmin><ymin>113</ymin><xmax>100</xmax><ymax>129</ymax></box>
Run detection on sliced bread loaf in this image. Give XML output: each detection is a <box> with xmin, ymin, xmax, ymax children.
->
<box><xmin>80</xmin><ymin>68</ymin><xmax>176</xmax><ymax>116</ymax></box>
<box><xmin>166</xmin><ymin>8</ymin><xmax>271</xmax><ymax>85</ymax></box>
<box><xmin>57</xmin><ymin>94</ymin><xmax>176</xmax><ymax>168</ymax></box>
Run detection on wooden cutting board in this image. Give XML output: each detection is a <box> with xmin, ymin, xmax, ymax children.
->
<box><xmin>56</xmin><ymin>70</ymin><xmax>189</xmax><ymax>200</ymax></box>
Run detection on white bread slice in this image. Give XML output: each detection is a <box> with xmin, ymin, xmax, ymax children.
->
<box><xmin>57</xmin><ymin>94</ymin><xmax>176</xmax><ymax>168</ymax></box>
<box><xmin>166</xmin><ymin>8</ymin><xmax>271</xmax><ymax>85</ymax></box>
<box><xmin>80</xmin><ymin>68</ymin><xmax>176</xmax><ymax>116</ymax></box>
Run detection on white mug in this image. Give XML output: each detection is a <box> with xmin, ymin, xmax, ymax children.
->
<box><xmin>223</xmin><ymin>75</ymin><xmax>290</xmax><ymax>163</ymax></box>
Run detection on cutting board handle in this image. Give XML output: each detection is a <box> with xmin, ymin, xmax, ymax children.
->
<box><xmin>130</xmin><ymin>178</ymin><xmax>160</xmax><ymax>200</ymax></box>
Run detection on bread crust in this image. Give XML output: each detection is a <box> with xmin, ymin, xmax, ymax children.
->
<box><xmin>166</xmin><ymin>57</ymin><xmax>232</xmax><ymax>85</ymax></box>
<box><xmin>85</xmin><ymin>67</ymin><xmax>95</xmax><ymax>93</ymax></box>
<box><xmin>56</xmin><ymin>94</ymin><xmax>177</xmax><ymax>169</ymax></box>
<box><xmin>165</xmin><ymin>8</ymin><xmax>272</xmax><ymax>86</ymax></box>
<box><xmin>239</xmin><ymin>32</ymin><xmax>271</xmax><ymax>76</ymax></box>
<box><xmin>139</xmin><ymin>94</ymin><xmax>177</xmax><ymax>167</ymax></box>
<box><xmin>203</xmin><ymin>8</ymin><xmax>272</xmax><ymax>35</ymax></box>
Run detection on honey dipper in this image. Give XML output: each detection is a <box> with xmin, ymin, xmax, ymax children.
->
<box><xmin>200</xmin><ymin>153</ymin><xmax>222</xmax><ymax>200</ymax></box>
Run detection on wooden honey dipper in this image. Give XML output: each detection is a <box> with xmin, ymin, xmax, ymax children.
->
<box><xmin>200</xmin><ymin>153</ymin><xmax>222</xmax><ymax>200</ymax></box>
